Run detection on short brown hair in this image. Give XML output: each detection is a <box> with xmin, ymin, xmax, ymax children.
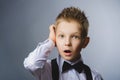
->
<box><xmin>55</xmin><ymin>7</ymin><xmax>89</xmax><ymax>38</ymax></box>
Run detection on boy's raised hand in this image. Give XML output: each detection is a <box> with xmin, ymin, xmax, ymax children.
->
<box><xmin>49</xmin><ymin>24</ymin><xmax>56</xmax><ymax>44</ymax></box>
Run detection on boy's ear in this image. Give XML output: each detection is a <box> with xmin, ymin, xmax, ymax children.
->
<box><xmin>82</xmin><ymin>37</ymin><xmax>90</xmax><ymax>48</ymax></box>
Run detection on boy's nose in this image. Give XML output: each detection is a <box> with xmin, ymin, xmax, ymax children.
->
<box><xmin>65</xmin><ymin>38</ymin><xmax>71</xmax><ymax>46</ymax></box>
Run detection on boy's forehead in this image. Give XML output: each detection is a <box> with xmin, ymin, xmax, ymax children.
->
<box><xmin>55</xmin><ymin>18</ymin><xmax>81</xmax><ymax>26</ymax></box>
<box><xmin>56</xmin><ymin>19</ymin><xmax>81</xmax><ymax>28</ymax></box>
<box><xmin>55</xmin><ymin>20</ymin><xmax>82</xmax><ymax>33</ymax></box>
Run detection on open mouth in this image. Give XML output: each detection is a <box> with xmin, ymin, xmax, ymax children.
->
<box><xmin>64</xmin><ymin>50</ymin><xmax>72</xmax><ymax>53</ymax></box>
<box><xmin>64</xmin><ymin>50</ymin><xmax>72</xmax><ymax>56</ymax></box>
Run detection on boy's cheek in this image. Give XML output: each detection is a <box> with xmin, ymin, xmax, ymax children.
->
<box><xmin>55</xmin><ymin>40</ymin><xmax>60</xmax><ymax>47</ymax></box>
<box><xmin>56</xmin><ymin>42</ymin><xmax>61</xmax><ymax>49</ymax></box>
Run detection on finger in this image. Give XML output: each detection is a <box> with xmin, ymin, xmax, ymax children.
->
<box><xmin>49</xmin><ymin>24</ymin><xmax>56</xmax><ymax>33</ymax></box>
<box><xmin>49</xmin><ymin>24</ymin><xmax>56</xmax><ymax>44</ymax></box>
<box><xmin>50</xmin><ymin>24</ymin><xmax>55</xmax><ymax>29</ymax></box>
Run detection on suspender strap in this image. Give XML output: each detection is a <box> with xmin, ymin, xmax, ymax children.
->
<box><xmin>51</xmin><ymin>58</ymin><xmax>93</xmax><ymax>80</ymax></box>
<box><xmin>51</xmin><ymin>59</ymin><xmax>59</xmax><ymax>80</ymax></box>
<box><xmin>83</xmin><ymin>64</ymin><xmax>93</xmax><ymax>80</ymax></box>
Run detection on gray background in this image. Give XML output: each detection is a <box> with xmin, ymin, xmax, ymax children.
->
<box><xmin>0</xmin><ymin>0</ymin><xmax>120</xmax><ymax>80</ymax></box>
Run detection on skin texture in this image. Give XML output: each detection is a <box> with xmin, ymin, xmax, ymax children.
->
<box><xmin>49</xmin><ymin>20</ymin><xmax>89</xmax><ymax>62</ymax></box>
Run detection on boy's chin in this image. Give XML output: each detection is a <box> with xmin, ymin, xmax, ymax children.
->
<box><xmin>62</xmin><ymin>56</ymin><xmax>75</xmax><ymax>61</ymax></box>
<box><xmin>63</xmin><ymin>56</ymin><xmax>80</xmax><ymax>62</ymax></box>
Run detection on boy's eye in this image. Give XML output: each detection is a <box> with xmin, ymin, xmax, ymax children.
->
<box><xmin>72</xmin><ymin>35</ymin><xmax>80</xmax><ymax>39</ymax></box>
<box><xmin>59</xmin><ymin>34</ymin><xmax>64</xmax><ymax>38</ymax></box>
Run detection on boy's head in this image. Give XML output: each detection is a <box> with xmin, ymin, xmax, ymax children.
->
<box><xmin>55</xmin><ymin>7</ymin><xmax>89</xmax><ymax>38</ymax></box>
<box><xmin>55</xmin><ymin>7</ymin><xmax>89</xmax><ymax>62</ymax></box>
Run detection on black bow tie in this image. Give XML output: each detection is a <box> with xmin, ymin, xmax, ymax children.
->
<box><xmin>62</xmin><ymin>61</ymin><xmax>84</xmax><ymax>73</ymax></box>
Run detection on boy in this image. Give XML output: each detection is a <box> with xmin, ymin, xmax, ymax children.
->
<box><xmin>24</xmin><ymin>7</ymin><xmax>103</xmax><ymax>80</ymax></box>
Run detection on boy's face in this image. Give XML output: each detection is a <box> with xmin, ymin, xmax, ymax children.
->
<box><xmin>56</xmin><ymin>20</ymin><xmax>85</xmax><ymax>62</ymax></box>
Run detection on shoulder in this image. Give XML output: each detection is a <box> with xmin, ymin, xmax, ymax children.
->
<box><xmin>91</xmin><ymin>69</ymin><xmax>103</xmax><ymax>80</ymax></box>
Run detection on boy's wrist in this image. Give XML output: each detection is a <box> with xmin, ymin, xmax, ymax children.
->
<box><xmin>48</xmin><ymin>38</ymin><xmax>56</xmax><ymax>45</ymax></box>
<box><xmin>47</xmin><ymin>38</ymin><xmax>55</xmax><ymax>50</ymax></box>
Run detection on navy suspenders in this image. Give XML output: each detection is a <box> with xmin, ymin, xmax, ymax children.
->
<box><xmin>51</xmin><ymin>59</ymin><xmax>59</xmax><ymax>80</ymax></box>
<box><xmin>83</xmin><ymin>64</ymin><xmax>93</xmax><ymax>80</ymax></box>
<box><xmin>51</xmin><ymin>59</ymin><xmax>93</xmax><ymax>80</ymax></box>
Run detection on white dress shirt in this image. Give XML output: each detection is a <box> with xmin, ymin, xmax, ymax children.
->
<box><xmin>23</xmin><ymin>39</ymin><xmax>103</xmax><ymax>80</ymax></box>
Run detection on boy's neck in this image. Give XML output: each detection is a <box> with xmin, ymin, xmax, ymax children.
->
<box><xmin>70</xmin><ymin>54</ymin><xmax>81</xmax><ymax>62</ymax></box>
<box><xmin>63</xmin><ymin>55</ymin><xmax>82</xmax><ymax>65</ymax></box>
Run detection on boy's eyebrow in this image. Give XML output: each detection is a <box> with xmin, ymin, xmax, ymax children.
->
<box><xmin>73</xmin><ymin>32</ymin><xmax>81</xmax><ymax>34</ymax></box>
<box><xmin>57</xmin><ymin>31</ymin><xmax>81</xmax><ymax>34</ymax></box>
<box><xmin>57</xmin><ymin>31</ymin><xmax>64</xmax><ymax>33</ymax></box>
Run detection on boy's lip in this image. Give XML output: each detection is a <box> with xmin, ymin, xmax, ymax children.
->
<box><xmin>63</xmin><ymin>50</ymin><xmax>72</xmax><ymax>56</ymax></box>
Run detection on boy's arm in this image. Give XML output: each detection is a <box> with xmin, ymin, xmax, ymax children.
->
<box><xmin>23</xmin><ymin>39</ymin><xmax>55</xmax><ymax>71</ymax></box>
<box><xmin>23</xmin><ymin>25</ymin><xmax>56</xmax><ymax>75</ymax></box>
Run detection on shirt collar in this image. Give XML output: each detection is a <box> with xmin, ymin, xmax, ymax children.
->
<box><xmin>56</xmin><ymin>55</ymin><xmax>83</xmax><ymax>73</ymax></box>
